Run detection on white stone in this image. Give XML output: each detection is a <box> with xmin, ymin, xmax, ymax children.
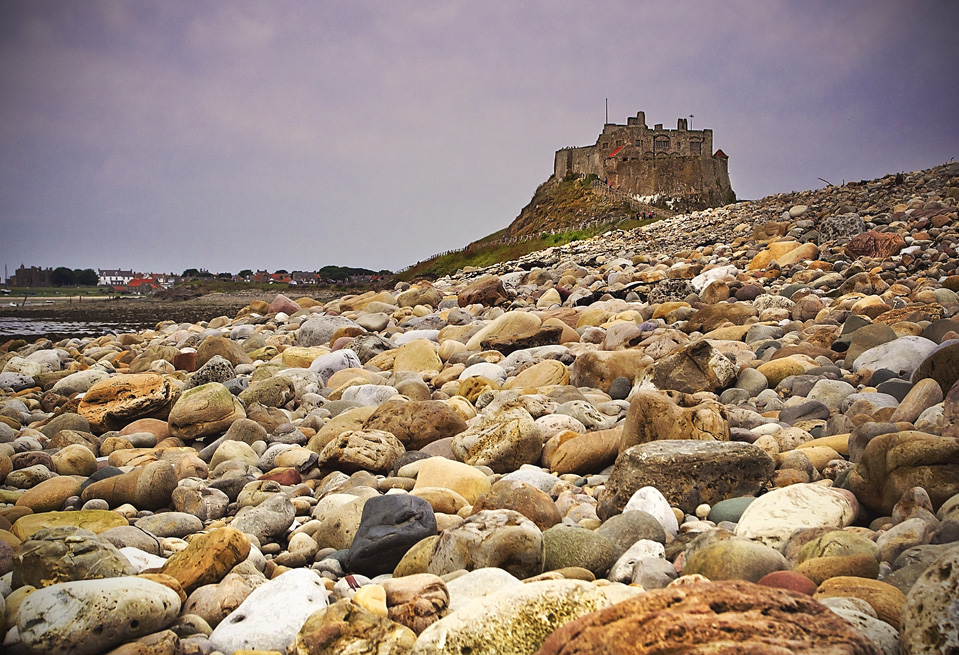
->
<box><xmin>624</xmin><ymin>486</ymin><xmax>679</xmax><ymax>536</ymax></box>
<box><xmin>852</xmin><ymin>336</ymin><xmax>938</xmax><ymax>377</ymax></box>
<box><xmin>690</xmin><ymin>265</ymin><xmax>739</xmax><ymax>293</ymax></box>
<box><xmin>459</xmin><ymin>362</ymin><xmax>508</xmax><ymax>384</ymax></box>
<box><xmin>394</xmin><ymin>329</ymin><xmax>440</xmax><ymax>345</ymax></box>
<box><xmin>51</xmin><ymin>369</ymin><xmax>111</xmax><ymax>395</ymax></box>
<box><xmin>209</xmin><ymin>568</ymin><xmax>329</xmax><ymax>654</ymax></box>
<box><xmin>340</xmin><ymin>384</ymin><xmax>400</xmax><ymax>406</ymax></box>
<box><xmin>534</xmin><ymin>414</ymin><xmax>586</xmax><ymax>439</ymax></box>
<box><xmin>18</xmin><ymin>577</ymin><xmax>181</xmax><ymax>655</ymax></box>
<box><xmin>119</xmin><ymin>547</ymin><xmax>167</xmax><ymax>573</ymax></box>
<box><xmin>608</xmin><ymin>539</ymin><xmax>666</xmax><ymax>583</ymax></box>
<box><xmin>308</xmin><ymin>349</ymin><xmax>362</xmax><ymax>384</ymax></box>
<box><xmin>735</xmin><ymin>483</ymin><xmax>857</xmax><ymax>549</ymax></box>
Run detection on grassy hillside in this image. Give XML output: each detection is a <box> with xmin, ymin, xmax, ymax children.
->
<box><xmin>395</xmin><ymin>175</ymin><xmax>672</xmax><ymax>281</ymax></box>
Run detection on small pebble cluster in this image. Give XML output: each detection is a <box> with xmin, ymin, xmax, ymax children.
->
<box><xmin>1</xmin><ymin>162</ymin><xmax>958</xmax><ymax>654</ymax></box>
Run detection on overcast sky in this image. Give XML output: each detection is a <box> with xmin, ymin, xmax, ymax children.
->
<box><xmin>1</xmin><ymin>1</ymin><xmax>957</xmax><ymax>278</ymax></box>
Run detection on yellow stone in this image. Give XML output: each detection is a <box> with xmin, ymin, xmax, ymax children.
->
<box><xmin>11</xmin><ymin>509</ymin><xmax>128</xmax><ymax>541</ymax></box>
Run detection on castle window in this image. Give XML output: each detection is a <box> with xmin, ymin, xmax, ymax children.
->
<box><xmin>634</xmin><ymin>139</ymin><xmax>642</xmax><ymax>146</ymax></box>
<box><xmin>654</xmin><ymin>136</ymin><xmax>669</xmax><ymax>152</ymax></box>
<box><xmin>689</xmin><ymin>139</ymin><xmax>702</xmax><ymax>155</ymax></box>
<box><xmin>615</xmin><ymin>139</ymin><xmax>623</xmax><ymax>147</ymax></box>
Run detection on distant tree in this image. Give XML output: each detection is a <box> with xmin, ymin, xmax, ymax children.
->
<box><xmin>238</xmin><ymin>269</ymin><xmax>253</xmax><ymax>278</ymax></box>
<box><xmin>274</xmin><ymin>269</ymin><xmax>289</xmax><ymax>275</ymax></box>
<box><xmin>197</xmin><ymin>269</ymin><xmax>213</xmax><ymax>278</ymax></box>
<box><xmin>74</xmin><ymin>268</ymin><xmax>98</xmax><ymax>285</ymax></box>
<box><xmin>52</xmin><ymin>267</ymin><xmax>75</xmax><ymax>287</ymax></box>
<box><xmin>216</xmin><ymin>272</ymin><xmax>233</xmax><ymax>280</ymax></box>
<box><xmin>182</xmin><ymin>268</ymin><xmax>200</xmax><ymax>278</ymax></box>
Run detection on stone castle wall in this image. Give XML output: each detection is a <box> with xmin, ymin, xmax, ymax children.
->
<box><xmin>553</xmin><ymin>111</ymin><xmax>734</xmax><ymax>208</ymax></box>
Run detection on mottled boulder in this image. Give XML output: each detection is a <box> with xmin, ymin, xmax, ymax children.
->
<box><xmin>292</xmin><ymin>598</ymin><xmax>416</xmax><ymax>655</ymax></box>
<box><xmin>845</xmin><ymin>230</ymin><xmax>906</xmax><ymax>259</ymax></box>
<box><xmin>471</xmin><ymin>479</ymin><xmax>562</xmax><ymax>531</ymax></box>
<box><xmin>819</xmin><ymin>212</ymin><xmax>866</xmax><ymax>244</ymax></box>
<box><xmin>535</xmin><ymin>580</ymin><xmax>881</xmax><ymax>655</ymax></box>
<box><xmin>651</xmin><ymin>340</ymin><xmax>737</xmax><ymax>394</ymax></box>
<box><xmin>13</xmin><ymin>525</ymin><xmax>135</xmax><ymax>588</ymax></box>
<box><xmin>427</xmin><ymin>509</ymin><xmax>545</xmax><ymax>579</ymax></box>
<box><xmin>346</xmin><ymin>494</ymin><xmax>437</xmax><ymax>577</ymax></box>
<box><xmin>450</xmin><ymin>405</ymin><xmax>543</xmax><ymax>474</ymax></box>
<box><xmin>195</xmin><ymin>335</ymin><xmax>253</xmax><ymax>368</ymax></box>
<box><xmin>900</xmin><ymin>544</ymin><xmax>959</xmax><ymax>655</ymax></box>
<box><xmin>363</xmin><ymin>399</ymin><xmax>467</xmax><ymax>450</ymax></box>
<box><xmin>912</xmin><ymin>341</ymin><xmax>959</xmax><ymax>397</ymax></box>
<box><xmin>168</xmin><ymin>382</ymin><xmax>246</xmax><ymax>440</ymax></box>
<box><xmin>380</xmin><ymin>573</ymin><xmax>449</xmax><ymax>635</ymax></box>
<box><xmin>620</xmin><ymin>391</ymin><xmax>728</xmax><ymax>451</ymax></box>
<box><xmin>315</xmin><ymin>429</ymin><xmax>405</xmax><ymax>474</ymax></box>
<box><xmin>415</xmin><ymin>580</ymin><xmax>611</xmax><ymax>655</ymax></box>
<box><xmin>78</xmin><ymin>373</ymin><xmax>179</xmax><ymax>433</ymax></box>
<box><xmin>457</xmin><ymin>275</ymin><xmax>508</xmax><ymax>307</ymax></box>
<box><xmin>10</xmin><ymin>509</ymin><xmax>128</xmax><ymax>541</ymax></box>
<box><xmin>814</xmin><ymin>577</ymin><xmax>906</xmax><ymax>631</ymax></box>
<box><xmin>569</xmin><ymin>350</ymin><xmax>653</xmax><ymax>394</ymax></box>
<box><xmin>542</xmin><ymin>525</ymin><xmax>615</xmax><ymax>578</ymax></box>
<box><xmin>599</xmin><ymin>440</ymin><xmax>773</xmax><ymax>517</ymax></box>
<box><xmin>17</xmin><ymin>577</ymin><xmax>182</xmax><ymax>655</ymax></box>
<box><xmin>844</xmin><ymin>431</ymin><xmax>959</xmax><ymax>515</ymax></box>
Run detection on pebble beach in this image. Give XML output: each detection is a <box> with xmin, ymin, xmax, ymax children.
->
<box><xmin>1</xmin><ymin>162</ymin><xmax>958</xmax><ymax>654</ymax></box>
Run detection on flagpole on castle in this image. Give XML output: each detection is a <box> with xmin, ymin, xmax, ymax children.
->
<box><xmin>605</xmin><ymin>98</ymin><xmax>608</xmax><ymax>124</ymax></box>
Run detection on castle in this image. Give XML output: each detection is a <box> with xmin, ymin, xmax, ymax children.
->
<box><xmin>553</xmin><ymin>111</ymin><xmax>735</xmax><ymax>209</ymax></box>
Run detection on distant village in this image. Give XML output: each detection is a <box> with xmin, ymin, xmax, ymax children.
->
<box><xmin>2</xmin><ymin>264</ymin><xmax>387</xmax><ymax>294</ymax></box>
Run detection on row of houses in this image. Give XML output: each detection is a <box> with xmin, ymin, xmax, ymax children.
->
<box><xmin>4</xmin><ymin>266</ymin><xmax>177</xmax><ymax>292</ymax></box>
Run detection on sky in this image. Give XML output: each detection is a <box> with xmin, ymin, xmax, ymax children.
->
<box><xmin>1</xmin><ymin>1</ymin><xmax>957</xmax><ymax>278</ymax></box>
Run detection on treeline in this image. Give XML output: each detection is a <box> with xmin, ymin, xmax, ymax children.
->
<box><xmin>51</xmin><ymin>267</ymin><xmax>99</xmax><ymax>286</ymax></box>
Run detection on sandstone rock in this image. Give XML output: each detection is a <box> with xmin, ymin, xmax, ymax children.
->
<box><xmin>536</xmin><ymin>579</ymin><xmax>879</xmax><ymax>655</ymax></box>
<box><xmin>472</xmin><ymin>479</ymin><xmax>561</xmax><ymax>531</ymax></box>
<box><xmin>380</xmin><ymin>573</ymin><xmax>449</xmax><ymax>635</ymax></box>
<box><xmin>450</xmin><ymin>405</ymin><xmax>543</xmax><ymax>474</ymax></box>
<box><xmin>159</xmin><ymin>527</ymin><xmax>251</xmax><ymax>594</ymax></box>
<box><xmin>195</xmin><ymin>336</ymin><xmax>252</xmax><ymax>368</ymax></box>
<box><xmin>845</xmin><ymin>230</ymin><xmax>907</xmax><ymax>259</ymax></box>
<box><xmin>363</xmin><ymin>399</ymin><xmax>467</xmax><ymax>450</ymax></box>
<box><xmin>569</xmin><ymin>350</ymin><xmax>653</xmax><ymax>394</ymax></box>
<box><xmin>620</xmin><ymin>391</ymin><xmax>728</xmax><ymax>450</ymax></box>
<box><xmin>546</xmin><ymin>427</ymin><xmax>620</xmax><ymax>476</ymax></box>
<box><xmin>78</xmin><ymin>373</ymin><xmax>179</xmax><ymax>433</ymax></box>
<box><xmin>814</xmin><ymin>577</ymin><xmax>906</xmax><ymax>630</ymax></box>
<box><xmin>411</xmin><ymin>457</ymin><xmax>491</xmax><ymax>504</ymax></box>
<box><xmin>315</xmin><ymin>429</ymin><xmax>405</xmax><ymax>474</ymax></box>
<box><xmin>457</xmin><ymin>275</ymin><xmax>508</xmax><ymax>307</ymax></box>
<box><xmin>81</xmin><ymin>459</ymin><xmax>177</xmax><ymax>511</ymax></box>
<box><xmin>292</xmin><ymin>598</ymin><xmax>416</xmax><ymax>655</ymax></box>
<box><xmin>13</xmin><ymin>525</ymin><xmax>135</xmax><ymax>588</ymax></box>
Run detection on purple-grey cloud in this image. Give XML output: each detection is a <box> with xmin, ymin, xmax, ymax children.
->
<box><xmin>1</xmin><ymin>1</ymin><xmax>956</xmax><ymax>277</ymax></box>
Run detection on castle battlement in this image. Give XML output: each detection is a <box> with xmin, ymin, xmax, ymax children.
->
<box><xmin>554</xmin><ymin>111</ymin><xmax>735</xmax><ymax>209</ymax></box>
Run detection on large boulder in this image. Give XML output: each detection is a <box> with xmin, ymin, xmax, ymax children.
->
<box><xmin>620</xmin><ymin>391</ymin><xmax>728</xmax><ymax>451</ymax></box>
<box><xmin>168</xmin><ymin>382</ymin><xmax>246</xmax><ymax>440</ymax></box>
<box><xmin>346</xmin><ymin>494</ymin><xmax>437</xmax><ymax>577</ymax></box>
<box><xmin>570</xmin><ymin>350</ymin><xmax>653</xmax><ymax>394</ymax></box>
<box><xmin>450</xmin><ymin>405</ymin><xmax>543</xmax><ymax>474</ymax></box>
<box><xmin>427</xmin><ymin>509</ymin><xmax>544</xmax><ymax>579</ymax></box>
<box><xmin>363</xmin><ymin>399</ymin><xmax>467</xmax><ymax>450</ymax></box>
<box><xmin>12</xmin><ymin>525</ymin><xmax>135</xmax><ymax>588</ymax></box>
<box><xmin>535</xmin><ymin>580</ymin><xmax>881</xmax><ymax>655</ymax></box>
<box><xmin>651</xmin><ymin>341</ymin><xmax>736</xmax><ymax>394</ymax></box>
<box><xmin>599</xmin><ymin>441</ymin><xmax>773</xmax><ymax>517</ymax></box>
<box><xmin>78</xmin><ymin>373</ymin><xmax>179</xmax><ymax>433</ymax></box>
<box><xmin>844</xmin><ymin>431</ymin><xmax>959</xmax><ymax>515</ymax></box>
